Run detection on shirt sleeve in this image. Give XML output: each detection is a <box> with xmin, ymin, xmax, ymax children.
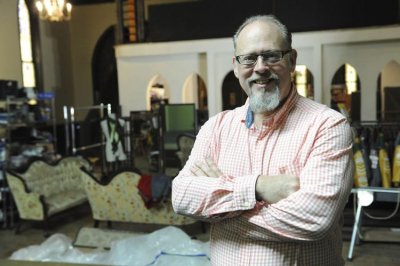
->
<box><xmin>172</xmin><ymin>115</ymin><xmax>259</xmax><ymax>222</ymax></box>
<box><xmin>243</xmin><ymin>113</ymin><xmax>354</xmax><ymax>242</ymax></box>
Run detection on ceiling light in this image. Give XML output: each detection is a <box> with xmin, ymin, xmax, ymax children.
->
<box><xmin>35</xmin><ymin>0</ymin><xmax>72</xmax><ymax>22</ymax></box>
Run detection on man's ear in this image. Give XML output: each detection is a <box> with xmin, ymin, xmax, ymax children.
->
<box><xmin>289</xmin><ymin>49</ymin><xmax>298</xmax><ymax>72</ymax></box>
<box><xmin>232</xmin><ymin>56</ymin><xmax>239</xmax><ymax>78</ymax></box>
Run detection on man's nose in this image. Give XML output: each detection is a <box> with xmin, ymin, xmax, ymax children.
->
<box><xmin>253</xmin><ymin>56</ymin><xmax>271</xmax><ymax>72</ymax></box>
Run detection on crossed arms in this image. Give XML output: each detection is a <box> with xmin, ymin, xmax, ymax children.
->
<box><xmin>172</xmin><ymin>113</ymin><xmax>354</xmax><ymax>241</ymax></box>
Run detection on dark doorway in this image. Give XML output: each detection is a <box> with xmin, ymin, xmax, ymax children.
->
<box><xmin>92</xmin><ymin>25</ymin><xmax>119</xmax><ymax>114</ymax></box>
<box><xmin>330</xmin><ymin>63</ymin><xmax>361</xmax><ymax>122</ymax></box>
<box><xmin>222</xmin><ymin>71</ymin><xmax>247</xmax><ymax>111</ymax></box>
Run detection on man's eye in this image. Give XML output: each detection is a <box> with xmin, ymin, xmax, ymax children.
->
<box><xmin>264</xmin><ymin>53</ymin><xmax>280</xmax><ymax>61</ymax></box>
<box><xmin>243</xmin><ymin>55</ymin><xmax>257</xmax><ymax>62</ymax></box>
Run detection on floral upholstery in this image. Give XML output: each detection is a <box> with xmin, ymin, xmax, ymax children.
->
<box><xmin>80</xmin><ymin>169</ymin><xmax>195</xmax><ymax>225</ymax></box>
<box><xmin>6</xmin><ymin>156</ymin><xmax>91</xmax><ymax>222</ymax></box>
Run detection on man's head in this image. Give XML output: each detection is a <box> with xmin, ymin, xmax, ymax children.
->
<box><xmin>232</xmin><ymin>15</ymin><xmax>297</xmax><ymax>114</ymax></box>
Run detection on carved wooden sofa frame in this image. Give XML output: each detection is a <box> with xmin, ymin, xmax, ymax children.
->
<box><xmin>6</xmin><ymin>156</ymin><xmax>92</xmax><ymax>234</ymax></box>
<box><xmin>79</xmin><ymin>167</ymin><xmax>196</xmax><ymax>228</ymax></box>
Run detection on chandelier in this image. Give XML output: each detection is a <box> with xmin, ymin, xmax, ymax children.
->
<box><xmin>35</xmin><ymin>0</ymin><xmax>72</xmax><ymax>22</ymax></box>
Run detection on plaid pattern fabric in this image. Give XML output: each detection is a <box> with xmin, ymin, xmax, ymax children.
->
<box><xmin>172</xmin><ymin>89</ymin><xmax>354</xmax><ymax>266</ymax></box>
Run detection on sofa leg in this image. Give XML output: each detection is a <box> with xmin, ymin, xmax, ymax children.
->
<box><xmin>107</xmin><ymin>221</ymin><xmax>112</xmax><ymax>229</ymax></box>
<box><xmin>94</xmin><ymin>220</ymin><xmax>99</xmax><ymax>228</ymax></box>
<box><xmin>201</xmin><ymin>222</ymin><xmax>207</xmax><ymax>233</ymax></box>
<box><xmin>43</xmin><ymin>230</ymin><xmax>50</xmax><ymax>238</ymax></box>
<box><xmin>43</xmin><ymin>220</ymin><xmax>51</xmax><ymax>238</ymax></box>
<box><xmin>15</xmin><ymin>220</ymin><xmax>32</xmax><ymax>235</ymax></box>
<box><xmin>15</xmin><ymin>222</ymin><xmax>23</xmax><ymax>235</ymax></box>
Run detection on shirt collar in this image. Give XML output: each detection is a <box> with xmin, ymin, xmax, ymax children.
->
<box><xmin>244</xmin><ymin>83</ymin><xmax>299</xmax><ymax>130</ymax></box>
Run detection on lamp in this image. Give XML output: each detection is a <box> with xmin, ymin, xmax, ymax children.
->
<box><xmin>35</xmin><ymin>0</ymin><xmax>72</xmax><ymax>22</ymax></box>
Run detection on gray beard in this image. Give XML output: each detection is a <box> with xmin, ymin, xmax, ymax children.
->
<box><xmin>249</xmin><ymin>85</ymin><xmax>281</xmax><ymax>114</ymax></box>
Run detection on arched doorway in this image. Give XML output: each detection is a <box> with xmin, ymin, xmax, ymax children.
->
<box><xmin>146</xmin><ymin>74</ymin><xmax>170</xmax><ymax>111</ymax></box>
<box><xmin>293</xmin><ymin>65</ymin><xmax>314</xmax><ymax>100</ymax></box>
<box><xmin>182</xmin><ymin>73</ymin><xmax>208</xmax><ymax>125</ymax></box>
<box><xmin>330</xmin><ymin>63</ymin><xmax>361</xmax><ymax>121</ymax></box>
<box><xmin>378</xmin><ymin>60</ymin><xmax>400</xmax><ymax>121</ymax></box>
<box><xmin>221</xmin><ymin>71</ymin><xmax>247</xmax><ymax>111</ymax></box>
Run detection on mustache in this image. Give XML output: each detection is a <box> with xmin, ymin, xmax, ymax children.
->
<box><xmin>248</xmin><ymin>74</ymin><xmax>279</xmax><ymax>83</ymax></box>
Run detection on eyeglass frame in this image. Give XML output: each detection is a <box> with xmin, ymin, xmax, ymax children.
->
<box><xmin>235</xmin><ymin>49</ymin><xmax>292</xmax><ymax>67</ymax></box>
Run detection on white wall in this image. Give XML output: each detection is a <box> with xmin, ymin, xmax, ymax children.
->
<box><xmin>0</xmin><ymin>1</ymin><xmax>22</xmax><ymax>85</ymax></box>
<box><xmin>0</xmin><ymin>2</ymin><xmax>116</xmax><ymax>122</ymax></box>
<box><xmin>116</xmin><ymin>38</ymin><xmax>234</xmax><ymax>116</ymax></box>
<box><xmin>39</xmin><ymin>21</ymin><xmax>73</xmax><ymax>121</ymax></box>
<box><xmin>69</xmin><ymin>4</ymin><xmax>116</xmax><ymax>110</ymax></box>
<box><xmin>382</xmin><ymin>60</ymin><xmax>400</xmax><ymax>89</ymax></box>
<box><xmin>116</xmin><ymin>25</ymin><xmax>400</xmax><ymax>120</ymax></box>
<box><xmin>39</xmin><ymin>3</ymin><xmax>116</xmax><ymax>121</ymax></box>
<box><xmin>2</xmin><ymin>0</ymin><xmax>400</xmax><ymax>122</ymax></box>
<box><xmin>322</xmin><ymin>41</ymin><xmax>400</xmax><ymax>120</ymax></box>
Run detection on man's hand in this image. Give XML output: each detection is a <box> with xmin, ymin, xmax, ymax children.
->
<box><xmin>256</xmin><ymin>174</ymin><xmax>300</xmax><ymax>204</ymax></box>
<box><xmin>191</xmin><ymin>157</ymin><xmax>223</xmax><ymax>177</ymax></box>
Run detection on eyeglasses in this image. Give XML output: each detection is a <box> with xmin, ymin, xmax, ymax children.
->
<box><xmin>235</xmin><ymin>50</ymin><xmax>292</xmax><ymax>66</ymax></box>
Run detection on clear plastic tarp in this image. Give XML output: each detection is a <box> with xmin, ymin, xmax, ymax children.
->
<box><xmin>10</xmin><ymin>226</ymin><xmax>211</xmax><ymax>266</ymax></box>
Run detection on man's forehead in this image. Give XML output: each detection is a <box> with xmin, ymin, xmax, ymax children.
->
<box><xmin>236</xmin><ymin>22</ymin><xmax>285</xmax><ymax>52</ymax></box>
<box><xmin>239</xmin><ymin>21</ymin><xmax>280</xmax><ymax>37</ymax></box>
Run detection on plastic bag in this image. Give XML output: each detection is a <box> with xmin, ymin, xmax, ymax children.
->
<box><xmin>9</xmin><ymin>226</ymin><xmax>210</xmax><ymax>266</ymax></box>
<box><xmin>108</xmin><ymin>226</ymin><xmax>210</xmax><ymax>265</ymax></box>
<box><xmin>10</xmin><ymin>233</ymin><xmax>109</xmax><ymax>264</ymax></box>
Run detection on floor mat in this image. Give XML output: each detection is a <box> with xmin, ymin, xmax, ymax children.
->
<box><xmin>73</xmin><ymin>227</ymin><xmax>144</xmax><ymax>249</ymax></box>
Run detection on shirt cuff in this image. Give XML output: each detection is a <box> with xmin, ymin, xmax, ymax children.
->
<box><xmin>233</xmin><ymin>174</ymin><xmax>259</xmax><ymax>210</ymax></box>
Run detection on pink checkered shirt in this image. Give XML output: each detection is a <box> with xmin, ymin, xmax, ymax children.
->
<box><xmin>172</xmin><ymin>87</ymin><xmax>354</xmax><ymax>266</ymax></box>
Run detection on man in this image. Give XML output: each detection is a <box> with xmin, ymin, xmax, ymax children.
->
<box><xmin>172</xmin><ymin>15</ymin><xmax>353</xmax><ymax>265</ymax></box>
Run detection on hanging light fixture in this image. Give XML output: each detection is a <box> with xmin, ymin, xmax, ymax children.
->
<box><xmin>35</xmin><ymin>0</ymin><xmax>72</xmax><ymax>22</ymax></box>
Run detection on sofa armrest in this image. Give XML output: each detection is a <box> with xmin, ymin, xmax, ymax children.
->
<box><xmin>6</xmin><ymin>172</ymin><xmax>46</xmax><ymax>221</ymax></box>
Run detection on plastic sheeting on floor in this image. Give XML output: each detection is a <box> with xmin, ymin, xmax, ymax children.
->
<box><xmin>9</xmin><ymin>226</ymin><xmax>211</xmax><ymax>266</ymax></box>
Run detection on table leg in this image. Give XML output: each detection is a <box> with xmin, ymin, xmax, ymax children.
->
<box><xmin>348</xmin><ymin>200</ymin><xmax>363</xmax><ymax>261</ymax></box>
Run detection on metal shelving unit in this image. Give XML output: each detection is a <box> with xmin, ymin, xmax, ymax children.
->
<box><xmin>0</xmin><ymin>94</ymin><xmax>56</xmax><ymax>229</ymax></box>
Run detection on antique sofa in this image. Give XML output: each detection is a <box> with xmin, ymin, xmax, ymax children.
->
<box><xmin>79</xmin><ymin>168</ymin><xmax>196</xmax><ymax>227</ymax></box>
<box><xmin>6</xmin><ymin>156</ymin><xmax>92</xmax><ymax>233</ymax></box>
